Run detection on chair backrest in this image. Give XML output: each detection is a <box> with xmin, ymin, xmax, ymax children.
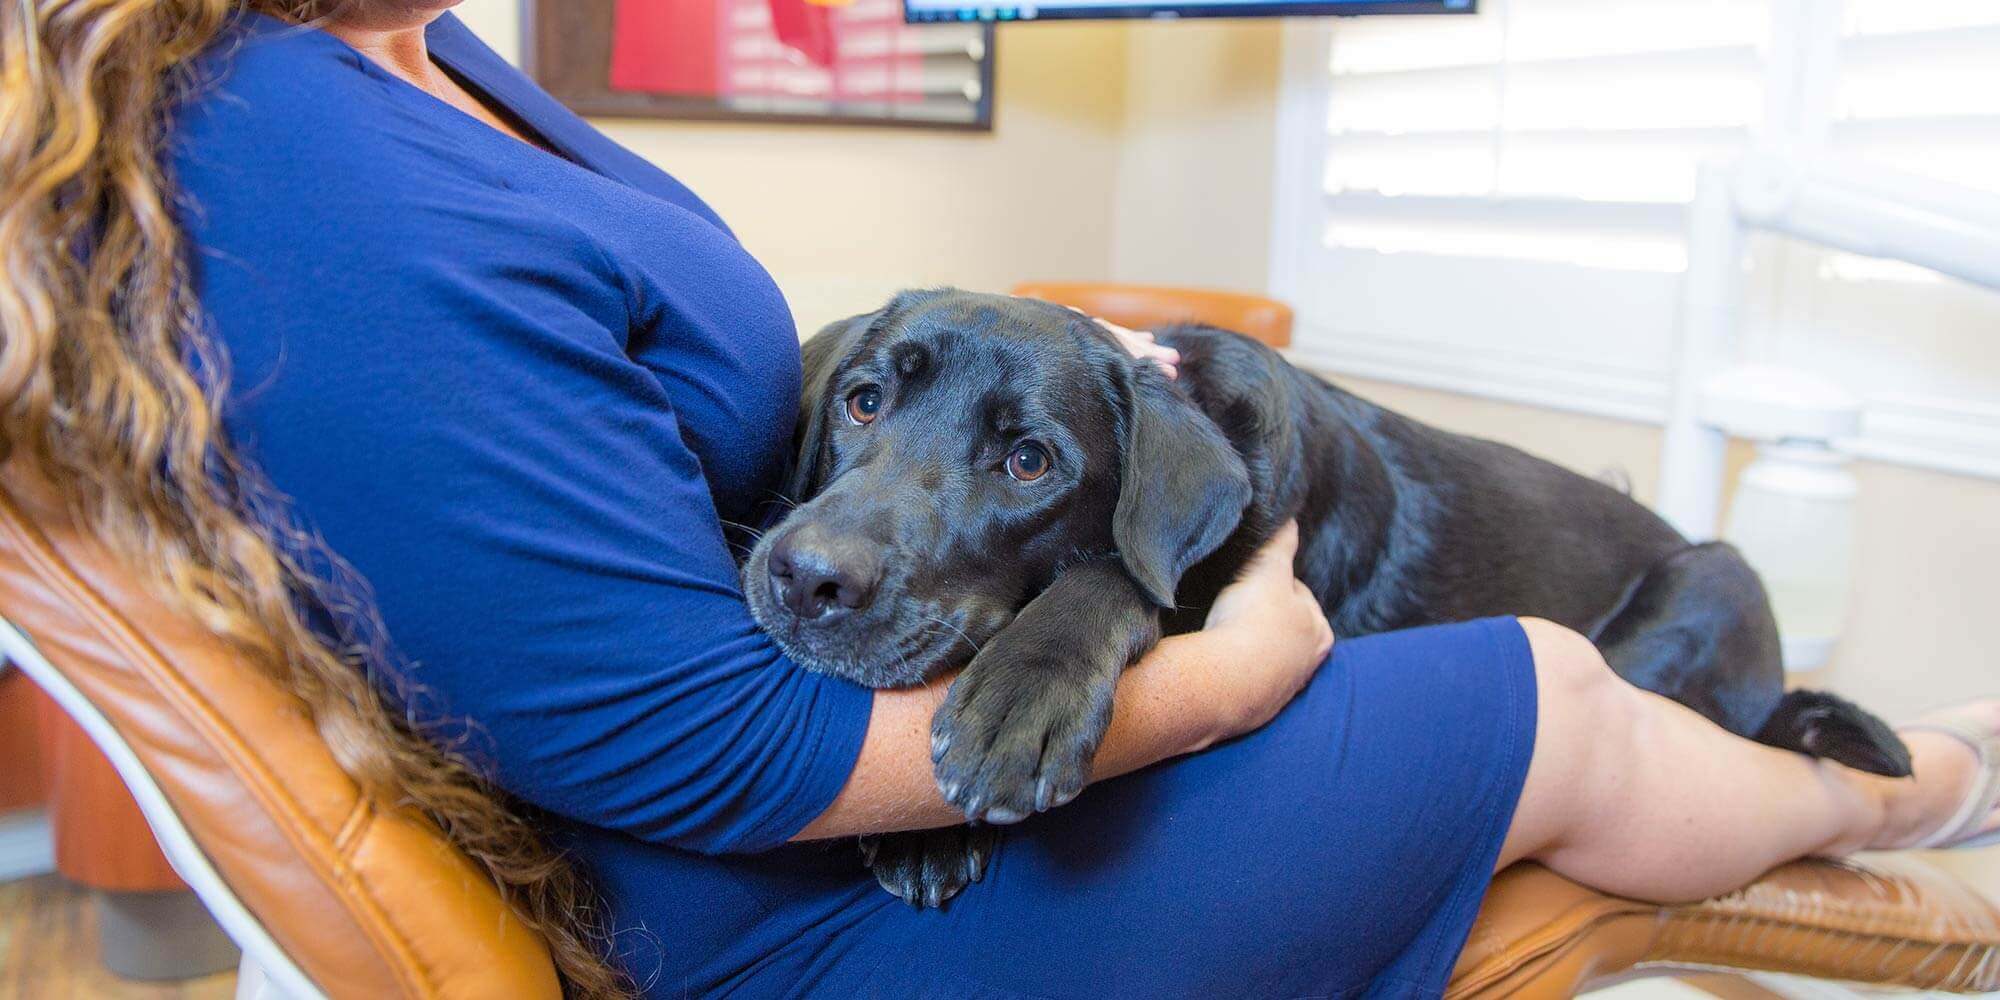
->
<box><xmin>0</xmin><ymin>462</ymin><xmax>560</xmax><ymax>1000</ymax></box>
<box><xmin>1011</xmin><ymin>281</ymin><xmax>1294</xmax><ymax>349</ymax></box>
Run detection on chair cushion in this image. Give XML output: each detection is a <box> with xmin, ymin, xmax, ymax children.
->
<box><xmin>0</xmin><ymin>465</ymin><xmax>560</xmax><ymax>999</ymax></box>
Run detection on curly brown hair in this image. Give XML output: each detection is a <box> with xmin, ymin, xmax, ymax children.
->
<box><xmin>0</xmin><ymin>2</ymin><xmax>629</xmax><ymax>995</ymax></box>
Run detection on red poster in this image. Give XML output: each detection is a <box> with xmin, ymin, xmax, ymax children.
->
<box><xmin>608</xmin><ymin>0</ymin><xmax>937</xmax><ymax>103</ymax></box>
<box><xmin>608</xmin><ymin>0</ymin><xmax>722</xmax><ymax>97</ymax></box>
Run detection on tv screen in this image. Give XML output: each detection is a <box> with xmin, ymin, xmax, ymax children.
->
<box><xmin>906</xmin><ymin>0</ymin><xmax>1470</xmax><ymax>23</ymax></box>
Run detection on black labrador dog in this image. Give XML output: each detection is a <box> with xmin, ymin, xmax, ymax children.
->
<box><xmin>742</xmin><ymin>288</ymin><xmax>1909</xmax><ymax>908</ymax></box>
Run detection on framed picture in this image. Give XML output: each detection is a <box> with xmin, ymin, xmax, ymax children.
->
<box><xmin>525</xmin><ymin>0</ymin><xmax>997</xmax><ymax>131</ymax></box>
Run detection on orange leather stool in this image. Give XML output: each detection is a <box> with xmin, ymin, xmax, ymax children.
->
<box><xmin>0</xmin><ymin>670</ymin><xmax>47</xmax><ymax>812</ymax></box>
<box><xmin>39</xmin><ymin>701</ymin><xmax>240</xmax><ymax>980</ymax></box>
<box><xmin>1012</xmin><ymin>281</ymin><xmax>1294</xmax><ymax>349</ymax></box>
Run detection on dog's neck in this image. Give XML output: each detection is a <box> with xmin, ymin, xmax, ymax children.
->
<box><xmin>1295</xmin><ymin>389</ymin><xmax>1423</xmax><ymax>633</ymax></box>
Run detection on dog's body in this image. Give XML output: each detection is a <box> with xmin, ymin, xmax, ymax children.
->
<box><xmin>744</xmin><ymin>290</ymin><xmax>1908</xmax><ymax>907</ymax></box>
<box><xmin>1159</xmin><ymin>326</ymin><xmax>1799</xmax><ymax>737</ymax></box>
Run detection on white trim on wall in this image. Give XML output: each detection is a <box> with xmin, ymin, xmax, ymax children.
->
<box><xmin>1853</xmin><ymin>394</ymin><xmax>2000</xmax><ymax>483</ymax></box>
<box><xmin>1266</xmin><ymin>20</ymin><xmax>1334</xmax><ymax>316</ymax></box>
<box><xmin>1742</xmin><ymin>971</ymin><xmax>1997</xmax><ymax>1000</ymax></box>
<box><xmin>0</xmin><ymin>809</ymin><xmax>54</xmax><ymax>883</ymax></box>
<box><xmin>1285</xmin><ymin>326</ymin><xmax>1670</xmax><ymax>425</ymax></box>
<box><xmin>1284</xmin><ymin>326</ymin><xmax>2000</xmax><ymax>482</ymax></box>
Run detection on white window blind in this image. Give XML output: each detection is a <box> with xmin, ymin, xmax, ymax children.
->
<box><xmin>1323</xmin><ymin>0</ymin><xmax>1769</xmax><ymax>272</ymax></box>
<box><xmin>1795</xmin><ymin>2</ymin><xmax>2000</xmax><ymax>470</ymax></box>
<box><xmin>1820</xmin><ymin>1</ymin><xmax>2000</xmax><ymax>283</ymax></box>
<box><xmin>1270</xmin><ymin>0</ymin><xmax>2000</xmax><ymax>477</ymax></box>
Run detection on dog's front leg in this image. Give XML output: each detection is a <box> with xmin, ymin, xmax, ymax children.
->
<box><xmin>931</xmin><ymin>557</ymin><xmax>1160</xmax><ymax>824</ymax></box>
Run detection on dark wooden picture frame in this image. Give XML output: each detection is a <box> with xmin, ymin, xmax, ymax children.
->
<box><xmin>524</xmin><ymin>0</ymin><xmax>997</xmax><ymax>131</ymax></box>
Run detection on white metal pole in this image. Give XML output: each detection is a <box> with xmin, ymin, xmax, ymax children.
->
<box><xmin>1737</xmin><ymin>155</ymin><xmax>2000</xmax><ymax>292</ymax></box>
<box><xmin>1658</xmin><ymin>164</ymin><xmax>1745</xmax><ymax>539</ymax></box>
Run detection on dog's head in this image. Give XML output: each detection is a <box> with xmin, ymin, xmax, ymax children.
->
<box><xmin>743</xmin><ymin>289</ymin><xmax>1251</xmax><ymax>687</ymax></box>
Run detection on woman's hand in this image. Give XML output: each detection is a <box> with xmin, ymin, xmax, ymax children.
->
<box><xmin>1197</xmin><ymin>521</ymin><xmax>1335</xmax><ymax>740</ymax></box>
<box><xmin>1096</xmin><ymin>316</ymin><xmax>1180</xmax><ymax>379</ymax></box>
<box><xmin>1037</xmin><ymin>299</ymin><xmax>1180</xmax><ymax>378</ymax></box>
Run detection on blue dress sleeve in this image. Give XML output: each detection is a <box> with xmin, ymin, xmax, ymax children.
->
<box><xmin>175</xmin><ymin>20</ymin><xmax>872</xmax><ymax>855</ymax></box>
<box><xmin>210</xmin><ymin>244</ymin><xmax>871</xmax><ymax>853</ymax></box>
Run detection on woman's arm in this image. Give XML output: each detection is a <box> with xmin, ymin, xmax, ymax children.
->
<box><xmin>796</xmin><ymin>521</ymin><xmax>1333</xmax><ymax>839</ymax></box>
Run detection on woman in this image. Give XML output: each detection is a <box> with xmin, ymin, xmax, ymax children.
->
<box><xmin>3</xmin><ymin>2</ymin><xmax>1994</xmax><ymax>997</ymax></box>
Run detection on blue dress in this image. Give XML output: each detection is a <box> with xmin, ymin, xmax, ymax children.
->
<box><xmin>175</xmin><ymin>13</ymin><xmax>1537</xmax><ymax>998</ymax></box>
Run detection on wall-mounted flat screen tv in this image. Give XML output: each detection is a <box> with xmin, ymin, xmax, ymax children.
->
<box><xmin>906</xmin><ymin>0</ymin><xmax>1471</xmax><ymax>23</ymax></box>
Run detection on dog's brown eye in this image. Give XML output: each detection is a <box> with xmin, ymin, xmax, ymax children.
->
<box><xmin>846</xmin><ymin>387</ymin><xmax>882</xmax><ymax>425</ymax></box>
<box><xmin>1006</xmin><ymin>443</ymin><xmax>1051</xmax><ymax>482</ymax></box>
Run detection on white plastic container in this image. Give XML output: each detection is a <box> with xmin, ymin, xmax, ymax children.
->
<box><xmin>1722</xmin><ymin>440</ymin><xmax>1858</xmax><ymax>672</ymax></box>
<box><xmin>1700</xmin><ymin>364</ymin><xmax>1863</xmax><ymax>673</ymax></box>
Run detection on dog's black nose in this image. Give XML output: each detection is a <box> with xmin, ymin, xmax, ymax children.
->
<box><xmin>768</xmin><ymin>526</ymin><xmax>882</xmax><ymax>620</ymax></box>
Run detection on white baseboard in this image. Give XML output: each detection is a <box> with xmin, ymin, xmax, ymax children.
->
<box><xmin>1746</xmin><ymin>972</ymin><xmax>1997</xmax><ymax>998</ymax></box>
<box><xmin>0</xmin><ymin>809</ymin><xmax>54</xmax><ymax>882</ymax></box>
<box><xmin>1285</xmin><ymin>327</ymin><xmax>2000</xmax><ymax>484</ymax></box>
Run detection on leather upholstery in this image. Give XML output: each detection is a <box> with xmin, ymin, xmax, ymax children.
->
<box><xmin>1450</xmin><ymin>857</ymin><xmax>2000</xmax><ymax>996</ymax></box>
<box><xmin>1011</xmin><ymin>281</ymin><xmax>1295</xmax><ymax>349</ymax></box>
<box><xmin>0</xmin><ymin>464</ymin><xmax>560</xmax><ymax>1000</ymax></box>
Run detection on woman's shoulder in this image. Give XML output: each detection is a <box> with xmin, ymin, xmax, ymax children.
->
<box><xmin>170</xmin><ymin>14</ymin><xmax>481</xmax><ymax>207</ymax></box>
<box><xmin>168</xmin><ymin>14</ymin><xmax>544</xmax><ymax>280</ymax></box>
<box><xmin>177</xmin><ymin>13</ymin><xmax>385</xmax><ymax>140</ymax></box>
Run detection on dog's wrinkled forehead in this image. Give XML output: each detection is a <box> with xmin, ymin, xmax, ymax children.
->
<box><xmin>852</xmin><ymin>290</ymin><xmax>1124</xmax><ymax>418</ymax></box>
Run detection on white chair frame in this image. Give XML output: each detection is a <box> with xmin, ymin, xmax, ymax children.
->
<box><xmin>0</xmin><ymin>615</ymin><xmax>326</xmax><ymax>1000</ymax></box>
<box><xmin>1656</xmin><ymin>149</ymin><xmax>2000</xmax><ymax>540</ymax></box>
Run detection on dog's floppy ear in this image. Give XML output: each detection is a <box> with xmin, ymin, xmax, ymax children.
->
<box><xmin>1113</xmin><ymin>365</ymin><xmax>1252</xmax><ymax>608</ymax></box>
<box><xmin>786</xmin><ymin>311</ymin><xmax>876</xmax><ymax>499</ymax></box>
<box><xmin>788</xmin><ymin>290</ymin><xmax>948</xmax><ymax>498</ymax></box>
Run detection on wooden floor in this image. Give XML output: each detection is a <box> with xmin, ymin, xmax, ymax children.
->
<box><xmin>0</xmin><ymin>875</ymin><xmax>234</xmax><ymax>1000</ymax></box>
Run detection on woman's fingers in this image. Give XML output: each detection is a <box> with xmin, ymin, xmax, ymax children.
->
<box><xmin>1205</xmin><ymin>520</ymin><xmax>1309</xmax><ymax>632</ymax></box>
<box><xmin>1102</xmin><ymin>318</ymin><xmax>1180</xmax><ymax>379</ymax></box>
<box><xmin>1044</xmin><ymin>301</ymin><xmax>1181</xmax><ymax>378</ymax></box>
<box><xmin>1242</xmin><ymin>520</ymin><xmax>1301</xmax><ymax>576</ymax></box>
<box><xmin>1196</xmin><ymin>519</ymin><xmax>1334</xmax><ymax>738</ymax></box>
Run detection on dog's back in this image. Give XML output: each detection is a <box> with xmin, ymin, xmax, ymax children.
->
<box><xmin>769</xmin><ymin>291</ymin><xmax>1908</xmax><ymax>908</ymax></box>
<box><xmin>1156</xmin><ymin>323</ymin><xmax>1908</xmax><ymax>778</ymax></box>
<box><xmin>1156</xmin><ymin>324</ymin><xmax>1681</xmax><ymax>633</ymax></box>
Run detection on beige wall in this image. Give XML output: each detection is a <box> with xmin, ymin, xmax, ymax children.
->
<box><xmin>458</xmin><ymin>4</ymin><xmax>1286</xmax><ymax>322</ymax></box>
<box><xmin>456</xmin><ymin>1</ymin><xmax>1129</xmax><ymax>330</ymax></box>
<box><xmin>1111</xmin><ymin>21</ymin><xmax>1282</xmax><ymax>291</ymax></box>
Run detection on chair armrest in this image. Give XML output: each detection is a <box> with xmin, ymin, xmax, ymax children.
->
<box><xmin>1449</xmin><ymin>856</ymin><xmax>2000</xmax><ymax>997</ymax></box>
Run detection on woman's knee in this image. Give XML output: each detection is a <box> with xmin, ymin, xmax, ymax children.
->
<box><xmin>1519</xmin><ymin>617</ymin><xmax>1630</xmax><ymax>718</ymax></box>
<box><xmin>1503</xmin><ymin>618</ymin><xmax>1646</xmax><ymax>862</ymax></box>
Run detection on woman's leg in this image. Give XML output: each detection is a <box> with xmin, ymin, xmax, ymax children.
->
<box><xmin>692</xmin><ymin>617</ymin><xmax>1987</xmax><ymax>999</ymax></box>
<box><xmin>1501</xmin><ymin>617</ymin><xmax>1995</xmax><ymax>902</ymax></box>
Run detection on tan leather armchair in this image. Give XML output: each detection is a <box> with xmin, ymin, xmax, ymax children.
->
<box><xmin>0</xmin><ymin>465</ymin><xmax>559</xmax><ymax>999</ymax></box>
<box><xmin>2</xmin><ymin>441</ymin><xmax>1997</xmax><ymax>996</ymax></box>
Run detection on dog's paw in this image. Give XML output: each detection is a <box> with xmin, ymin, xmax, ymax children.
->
<box><xmin>861</xmin><ymin>825</ymin><xmax>1000</xmax><ymax>909</ymax></box>
<box><xmin>930</xmin><ymin>662</ymin><xmax>1114</xmax><ymax>825</ymax></box>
